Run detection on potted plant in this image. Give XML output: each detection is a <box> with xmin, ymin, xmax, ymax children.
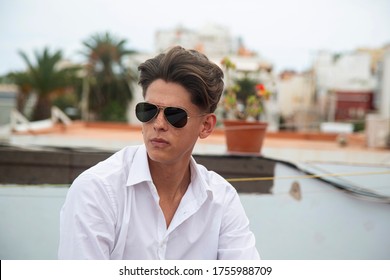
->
<box><xmin>220</xmin><ymin>57</ymin><xmax>271</xmax><ymax>154</ymax></box>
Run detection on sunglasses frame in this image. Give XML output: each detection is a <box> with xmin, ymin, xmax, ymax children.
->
<box><xmin>135</xmin><ymin>102</ymin><xmax>206</xmax><ymax>128</ymax></box>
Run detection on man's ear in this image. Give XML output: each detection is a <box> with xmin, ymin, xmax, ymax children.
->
<box><xmin>199</xmin><ymin>113</ymin><xmax>217</xmax><ymax>139</ymax></box>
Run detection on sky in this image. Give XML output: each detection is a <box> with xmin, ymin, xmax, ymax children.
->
<box><xmin>1</xmin><ymin>0</ymin><xmax>390</xmax><ymax>75</ymax></box>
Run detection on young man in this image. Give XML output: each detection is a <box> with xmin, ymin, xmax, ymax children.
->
<box><xmin>58</xmin><ymin>46</ymin><xmax>260</xmax><ymax>260</ymax></box>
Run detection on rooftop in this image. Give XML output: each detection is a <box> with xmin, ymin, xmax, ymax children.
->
<box><xmin>6</xmin><ymin>121</ymin><xmax>390</xmax><ymax>166</ymax></box>
<box><xmin>2</xmin><ymin>121</ymin><xmax>390</xmax><ymax>260</ymax></box>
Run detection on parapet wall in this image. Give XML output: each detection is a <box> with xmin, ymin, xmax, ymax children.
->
<box><xmin>0</xmin><ymin>145</ymin><xmax>275</xmax><ymax>194</ymax></box>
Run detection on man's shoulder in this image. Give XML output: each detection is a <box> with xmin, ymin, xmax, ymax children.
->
<box><xmin>77</xmin><ymin>145</ymin><xmax>141</xmax><ymax>185</ymax></box>
<box><xmin>66</xmin><ymin>146</ymin><xmax>144</xmax><ymax>208</ymax></box>
<box><xmin>193</xmin><ymin>161</ymin><xmax>237</xmax><ymax>195</ymax></box>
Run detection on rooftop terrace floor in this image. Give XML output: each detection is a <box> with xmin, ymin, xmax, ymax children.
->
<box><xmin>7</xmin><ymin>121</ymin><xmax>390</xmax><ymax>166</ymax></box>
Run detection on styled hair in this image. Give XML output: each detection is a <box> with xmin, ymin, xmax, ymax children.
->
<box><xmin>138</xmin><ymin>46</ymin><xmax>224</xmax><ymax>113</ymax></box>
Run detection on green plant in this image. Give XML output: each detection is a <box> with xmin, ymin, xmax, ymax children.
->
<box><xmin>8</xmin><ymin>47</ymin><xmax>80</xmax><ymax>120</ymax></box>
<box><xmin>220</xmin><ymin>57</ymin><xmax>271</xmax><ymax>121</ymax></box>
<box><xmin>82</xmin><ymin>32</ymin><xmax>137</xmax><ymax>122</ymax></box>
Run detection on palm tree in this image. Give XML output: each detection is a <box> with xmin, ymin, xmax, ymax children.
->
<box><xmin>9</xmin><ymin>47</ymin><xmax>80</xmax><ymax>120</ymax></box>
<box><xmin>82</xmin><ymin>32</ymin><xmax>136</xmax><ymax>121</ymax></box>
<box><xmin>6</xmin><ymin>71</ymin><xmax>32</xmax><ymax>114</ymax></box>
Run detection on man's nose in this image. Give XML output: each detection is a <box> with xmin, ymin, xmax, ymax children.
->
<box><xmin>153</xmin><ymin>108</ymin><xmax>168</xmax><ymax>129</ymax></box>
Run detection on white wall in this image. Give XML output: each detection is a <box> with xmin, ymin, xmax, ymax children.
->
<box><xmin>0</xmin><ymin>88</ymin><xmax>17</xmax><ymax>125</ymax></box>
<box><xmin>379</xmin><ymin>50</ymin><xmax>390</xmax><ymax>118</ymax></box>
<box><xmin>1</xmin><ymin>161</ymin><xmax>389</xmax><ymax>260</ymax></box>
<box><xmin>242</xmin><ymin>163</ymin><xmax>390</xmax><ymax>259</ymax></box>
<box><xmin>276</xmin><ymin>74</ymin><xmax>315</xmax><ymax>118</ymax></box>
<box><xmin>314</xmin><ymin>51</ymin><xmax>376</xmax><ymax>92</ymax></box>
<box><xmin>0</xmin><ymin>186</ymin><xmax>68</xmax><ymax>259</ymax></box>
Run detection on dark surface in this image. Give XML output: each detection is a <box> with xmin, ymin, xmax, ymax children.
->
<box><xmin>0</xmin><ymin>145</ymin><xmax>275</xmax><ymax>193</ymax></box>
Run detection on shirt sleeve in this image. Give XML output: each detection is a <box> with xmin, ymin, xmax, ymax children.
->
<box><xmin>58</xmin><ymin>173</ymin><xmax>117</xmax><ymax>259</ymax></box>
<box><xmin>217</xmin><ymin>188</ymin><xmax>260</xmax><ymax>260</ymax></box>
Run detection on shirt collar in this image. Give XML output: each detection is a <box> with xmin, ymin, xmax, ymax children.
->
<box><xmin>189</xmin><ymin>156</ymin><xmax>214</xmax><ymax>201</ymax></box>
<box><xmin>126</xmin><ymin>145</ymin><xmax>213</xmax><ymax>200</ymax></box>
<box><xmin>126</xmin><ymin>144</ymin><xmax>153</xmax><ymax>187</ymax></box>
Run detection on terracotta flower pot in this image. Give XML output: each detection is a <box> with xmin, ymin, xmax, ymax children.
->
<box><xmin>223</xmin><ymin>120</ymin><xmax>268</xmax><ymax>154</ymax></box>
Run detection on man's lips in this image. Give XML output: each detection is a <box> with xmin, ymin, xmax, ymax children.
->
<box><xmin>150</xmin><ymin>138</ymin><xmax>170</xmax><ymax>147</ymax></box>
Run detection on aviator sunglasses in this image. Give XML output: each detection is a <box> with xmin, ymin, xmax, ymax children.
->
<box><xmin>135</xmin><ymin>102</ymin><xmax>205</xmax><ymax>128</ymax></box>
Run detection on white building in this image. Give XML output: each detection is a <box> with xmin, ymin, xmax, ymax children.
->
<box><xmin>276</xmin><ymin>71</ymin><xmax>317</xmax><ymax>130</ymax></box>
<box><xmin>0</xmin><ymin>85</ymin><xmax>17</xmax><ymax>126</ymax></box>
<box><xmin>155</xmin><ymin>25</ymin><xmax>198</xmax><ymax>53</ymax></box>
<box><xmin>155</xmin><ymin>23</ymin><xmax>234</xmax><ymax>56</ymax></box>
<box><xmin>315</xmin><ymin>50</ymin><xmax>376</xmax><ymax>93</ymax></box>
<box><xmin>314</xmin><ymin>50</ymin><xmax>377</xmax><ymax>120</ymax></box>
<box><xmin>378</xmin><ymin>48</ymin><xmax>390</xmax><ymax>118</ymax></box>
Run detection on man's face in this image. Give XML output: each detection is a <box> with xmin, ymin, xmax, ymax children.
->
<box><xmin>141</xmin><ymin>79</ymin><xmax>205</xmax><ymax>166</ymax></box>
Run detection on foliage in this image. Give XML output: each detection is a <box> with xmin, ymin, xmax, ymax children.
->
<box><xmin>52</xmin><ymin>90</ymin><xmax>80</xmax><ymax>119</ymax></box>
<box><xmin>8</xmin><ymin>47</ymin><xmax>80</xmax><ymax>120</ymax></box>
<box><xmin>353</xmin><ymin>120</ymin><xmax>365</xmax><ymax>132</ymax></box>
<box><xmin>234</xmin><ymin>76</ymin><xmax>257</xmax><ymax>102</ymax></box>
<box><xmin>82</xmin><ymin>32</ymin><xmax>137</xmax><ymax>122</ymax></box>
<box><xmin>100</xmin><ymin>100</ymin><xmax>127</xmax><ymax>122</ymax></box>
<box><xmin>6</xmin><ymin>71</ymin><xmax>32</xmax><ymax>114</ymax></box>
<box><xmin>221</xmin><ymin>57</ymin><xmax>271</xmax><ymax>120</ymax></box>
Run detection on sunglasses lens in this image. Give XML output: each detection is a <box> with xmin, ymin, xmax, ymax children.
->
<box><xmin>135</xmin><ymin>102</ymin><xmax>189</xmax><ymax>128</ymax></box>
<box><xmin>165</xmin><ymin>107</ymin><xmax>188</xmax><ymax>128</ymax></box>
<box><xmin>135</xmin><ymin>103</ymin><xmax>158</xmax><ymax>122</ymax></box>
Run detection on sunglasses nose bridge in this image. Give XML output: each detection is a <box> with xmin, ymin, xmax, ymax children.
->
<box><xmin>156</xmin><ymin>106</ymin><xmax>165</xmax><ymax>118</ymax></box>
<box><xmin>153</xmin><ymin>106</ymin><xmax>169</xmax><ymax>125</ymax></box>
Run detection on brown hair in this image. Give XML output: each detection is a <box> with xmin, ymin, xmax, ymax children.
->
<box><xmin>138</xmin><ymin>46</ymin><xmax>224</xmax><ymax>113</ymax></box>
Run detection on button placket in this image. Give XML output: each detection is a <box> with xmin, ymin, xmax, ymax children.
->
<box><xmin>157</xmin><ymin>237</ymin><xmax>168</xmax><ymax>259</ymax></box>
<box><xmin>149</xmin><ymin>181</ymin><xmax>168</xmax><ymax>259</ymax></box>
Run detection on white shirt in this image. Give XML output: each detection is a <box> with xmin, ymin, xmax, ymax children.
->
<box><xmin>58</xmin><ymin>145</ymin><xmax>260</xmax><ymax>260</ymax></box>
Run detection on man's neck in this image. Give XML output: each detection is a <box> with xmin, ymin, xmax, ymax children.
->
<box><xmin>148</xmin><ymin>157</ymin><xmax>192</xmax><ymax>200</ymax></box>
